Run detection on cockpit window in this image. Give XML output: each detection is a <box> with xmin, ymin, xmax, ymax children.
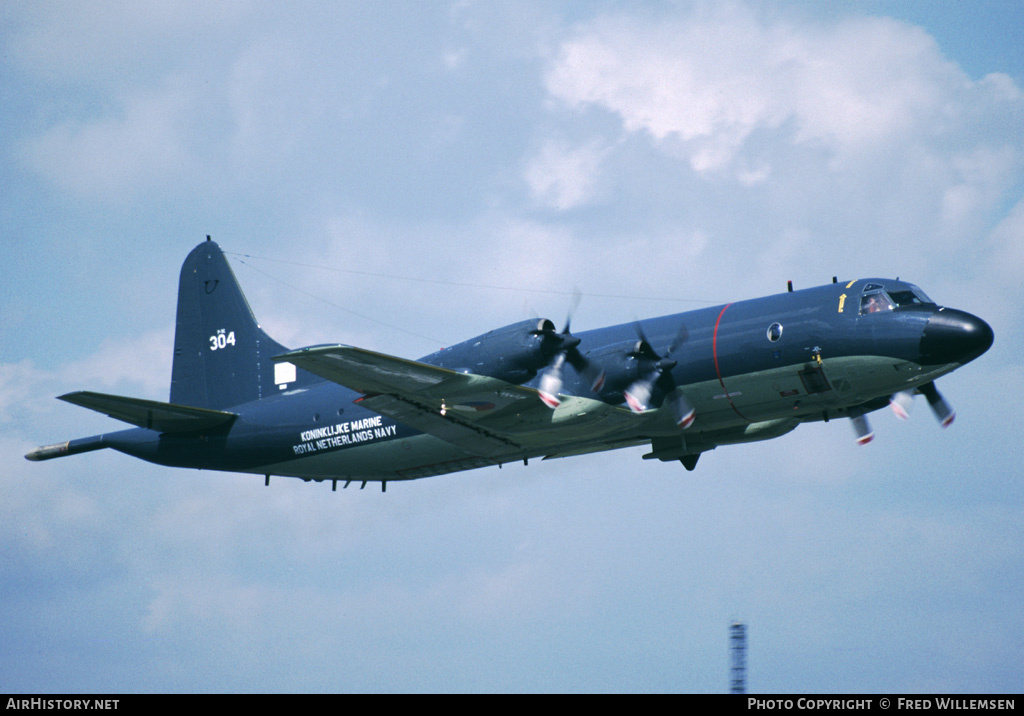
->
<box><xmin>888</xmin><ymin>290</ymin><xmax>925</xmax><ymax>307</ymax></box>
<box><xmin>884</xmin><ymin>284</ymin><xmax>934</xmax><ymax>308</ymax></box>
<box><xmin>908</xmin><ymin>284</ymin><xmax>933</xmax><ymax>304</ymax></box>
<box><xmin>860</xmin><ymin>284</ymin><xmax>934</xmax><ymax>315</ymax></box>
<box><xmin>860</xmin><ymin>291</ymin><xmax>894</xmax><ymax>314</ymax></box>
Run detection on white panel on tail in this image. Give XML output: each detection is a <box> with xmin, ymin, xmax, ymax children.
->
<box><xmin>275</xmin><ymin>361</ymin><xmax>297</xmax><ymax>388</ymax></box>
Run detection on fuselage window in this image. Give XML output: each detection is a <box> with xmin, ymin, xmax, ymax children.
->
<box><xmin>767</xmin><ymin>323</ymin><xmax>783</xmax><ymax>342</ymax></box>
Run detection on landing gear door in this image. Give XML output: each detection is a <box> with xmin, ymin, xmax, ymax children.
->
<box><xmin>798</xmin><ymin>363</ymin><xmax>832</xmax><ymax>394</ymax></box>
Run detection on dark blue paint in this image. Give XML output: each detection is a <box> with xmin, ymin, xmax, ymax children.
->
<box><xmin>27</xmin><ymin>240</ymin><xmax>993</xmax><ymax>481</ymax></box>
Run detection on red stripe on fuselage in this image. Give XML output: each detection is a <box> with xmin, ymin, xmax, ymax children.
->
<box><xmin>712</xmin><ymin>302</ymin><xmax>752</xmax><ymax>423</ymax></box>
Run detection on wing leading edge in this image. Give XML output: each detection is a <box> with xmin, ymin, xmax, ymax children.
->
<box><xmin>275</xmin><ymin>345</ymin><xmax>649</xmax><ymax>458</ymax></box>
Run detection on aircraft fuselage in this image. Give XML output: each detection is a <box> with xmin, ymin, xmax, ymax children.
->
<box><xmin>76</xmin><ymin>282</ymin><xmax>990</xmax><ymax>483</ymax></box>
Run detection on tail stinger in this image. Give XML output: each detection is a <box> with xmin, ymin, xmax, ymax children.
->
<box><xmin>27</xmin><ymin>238</ymin><xmax>319</xmax><ymax>464</ymax></box>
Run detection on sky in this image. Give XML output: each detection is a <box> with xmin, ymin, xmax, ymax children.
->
<box><xmin>2</xmin><ymin>0</ymin><xmax>1022</xmax><ymax>694</ymax></box>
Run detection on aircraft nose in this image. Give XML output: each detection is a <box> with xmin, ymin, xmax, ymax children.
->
<box><xmin>919</xmin><ymin>308</ymin><xmax>994</xmax><ymax>365</ymax></box>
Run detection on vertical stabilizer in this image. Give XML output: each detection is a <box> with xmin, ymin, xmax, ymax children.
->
<box><xmin>170</xmin><ymin>239</ymin><xmax>308</xmax><ymax>409</ymax></box>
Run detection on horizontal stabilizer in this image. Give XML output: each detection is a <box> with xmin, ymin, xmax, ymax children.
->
<box><xmin>59</xmin><ymin>391</ymin><xmax>237</xmax><ymax>433</ymax></box>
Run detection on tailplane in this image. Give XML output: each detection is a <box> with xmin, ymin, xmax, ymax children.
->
<box><xmin>170</xmin><ymin>238</ymin><xmax>316</xmax><ymax>409</ymax></box>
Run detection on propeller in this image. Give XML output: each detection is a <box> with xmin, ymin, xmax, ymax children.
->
<box><xmin>536</xmin><ymin>294</ymin><xmax>605</xmax><ymax>409</ymax></box>
<box><xmin>889</xmin><ymin>383</ymin><xmax>955</xmax><ymax>427</ymax></box>
<box><xmin>850</xmin><ymin>414</ymin><xmax>875</xmax><ymax>445</ymax></box>
<box><xmin>889</xmin><ymin>389</ymin><xmax>915</xmax><ymax>421</ymax></box>
<box><xmin>538</xmin><ymin>351</ymin><xmax>568</xmax><ymax>409</ymax></box>
<box><xmin>622</xmin><ymin>322</ymin><xmax>695</xmax><ymax>429</ymax></box>
<box><xmin>919</xmin><ymin>381</ymin><xmax>955</xmax><ymax>428</ymax></box>
<box><xmin>856</xmin><ymin>381</ymin><xmax>954</xmax><ymax>445</ymax></box>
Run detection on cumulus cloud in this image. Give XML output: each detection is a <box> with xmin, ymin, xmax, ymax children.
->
<box><xmin>21</xmin><ymin>80</ymin><xmax>199</xmax><ymax>202</ymax></box>
<box><xmin>142</xmin><ymin>574</ymin><xmax>284</xmax><ymax>634</ymax></box>
<box><xmin>5</xmin><ymin>1</ymin><xmax>1022</xmax><ymax>693</ymax></box>
<box><xmin>524</xmin><ymin>139</ymin><xmax>610</xmax><ymax>210</ymax></box>
<box><xmin>7</xmin><ymin>0</ymin><xmax>247</xmax><ymax>84</ymax></box>
<box><xmin>59</xmin><ymin>330</ymin><xmax>173</xmax><ymax>398</ymax></box>
<box><xmin>543</xmin><ymin>6</ymin><xmax>1012</xmax><ymax>178</ymax></box>
<box><xmin>226</xmin><ymin>35</ymin><xmax>325</xmax><ymax>169</ymax></box>
<box><xmin>985</xmin><ymin>197</ymin><xmax>1024</xmax><ymax>284</ymax></box>
<box><xmin>536</xmin><ymin>3</ymin><xmax>1024</xmax><ymax>304</ymax></box>
<box><xmin>0</xmin><ymin>329</ymin><xmax>171</xmax><ymax>429</ymax></box>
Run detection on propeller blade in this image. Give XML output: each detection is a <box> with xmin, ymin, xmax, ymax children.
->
<box><xmin>538</xmin><ymin>353</ymin><xmax>565</xmax><ymax>409</ymax></box>
<box><xmin>666</xmin><ymin>323</ymin><xmax>689</xmax><ymax>356</ymax></box>
<box><xmin>623</xmin><ymin>321</ymin><xmax>693</xmax><ymax>428</ymax></box>
<box><xmin>889</xmin><ymin>390</ymin><xmax>915</xmax><ymax>421</ymax></box>
<box><xmin>624</xmin><ymin>376</ymin><xmax>654</xmax><ymax>414</ymax></box>
<box><xmin>563</xmin><ymin>343</ymin><xmax>604</xmax><ymax>393</ymax></box>
<box><xmin>667</xmin><ymin>391</ymin><xmax>696</xmax><ymax>429</ymax></box>
<box><xmin>919</xmin><ymin>381</ymin><xmax>955</xmax><ymax>428</ymax></box>
<box><xmin>851</xmin><ymin>414</ymin><xmax>874</xmax><ymax>445</ymax></box>
<box><xmin>562</xmin><ymin>287</ymin><xmax>582</xmax><ymax>335</ymax></box>
<box><xmin>631</xmin><ymin>320</ymin><xmax>687</xmax><ymax>358</ymax></box>
<box><xmin>537</xmin><ymin>291</ymin><xmax>606</xmax><ymax>408</ymax></box>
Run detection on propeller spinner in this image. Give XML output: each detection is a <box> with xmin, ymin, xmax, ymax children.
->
<box><xmin>622</xmin><ymin>323</ymin><xmax>695</xmax><ymax>429</ymax></box>
<box><xmin>536</xmin><ymin>297</ymin><xmax>605</xmax><ymax>409</ymax></box>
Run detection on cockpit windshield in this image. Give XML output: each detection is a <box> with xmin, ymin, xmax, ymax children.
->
<box><xmin>859</xmin><ymin>284</ymin><xmax>934</xmax><ymax>315</ymax></box>
<box><xmin>897</xmin><ymin>284</ymin><xmax>933</xmax><ymax>305</ymax></box>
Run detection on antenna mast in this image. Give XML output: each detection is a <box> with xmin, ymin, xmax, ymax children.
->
<box><xmin>730</xmin><ymin>621</ymin><xmax>747</xmax><ymax>694</ymax></box>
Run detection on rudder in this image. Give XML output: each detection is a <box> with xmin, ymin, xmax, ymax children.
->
<box><xmin>170</xmin><ymin>238</ymin><xmax>311</xmax><ymax>409</ymax></box>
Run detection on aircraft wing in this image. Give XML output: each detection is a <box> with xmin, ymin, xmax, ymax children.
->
<box><xmin>276</xmin><ymin>345</ymin><xmax>645</xmax><ymax>458</ymax></box>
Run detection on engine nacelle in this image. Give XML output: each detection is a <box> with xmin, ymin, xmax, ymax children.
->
<box><xmin>584</xmin><ymin>339</ymin><xmax>653</xmax><ymax>402</ymax></box>
<box><xmin>429</xmin><ymin>318</ymin><xmax>563</xmax><ymax>384</ymax></box>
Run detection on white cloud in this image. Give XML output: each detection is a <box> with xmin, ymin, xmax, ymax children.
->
<box><xmin>7</xmin><ymin>0</ymin><xmax>247</xmax><ymax>84</ymax></box>
<box><xmin>536</xmin><ymin>3</ymin><xmax>1024</xmax><ymax>305</ymax></box>
<box><xmin>59</xmin><ymin>330</ymin><xmax>173</xmax><ymax>398</ymax></box>
<box><xmin>524</xmin><ymin>139</ymin><xmax>610</xmax><ymax>210</ymax></box>
<box><xmin>443</xmin><ymin>47</ymin><xmax>468</xmax><ymax>71</ymax></box>
<box><xmin>4</xmin><ymin>1</ymin><xmax>1022</xmax><ymax>693</ymax></box>
<box><xmin>938</xmin><ymin>146</ymin><xmax>1020</xmax><ymax>241</ymax></box>
<box><xmin>985</xmin><ymin>197</ymin><xmax>1024</xmax><ymax>285</ymax></box>
<box><xmin>21</xmin><ymin>80</ymin><xmax>198</xmax><ymax>202</ymax></box>
<box><xmin>226</xmin><ymin>35</ymin><xmax>322</xmax><ymax>169</ymax></box>
<box><xmin>142</xmin><ymin>574</ymin><xmax>287</xmax><ymax>634</ymax></box>
<box><xmin>0</xmin><ymin>329</ymin><xmax>172</xmax><ymax>430</ymax></box>
<box><xmin>543</xmin><ymin>7</ymin><xmax>998</xmax><ymax>177</ymax></box>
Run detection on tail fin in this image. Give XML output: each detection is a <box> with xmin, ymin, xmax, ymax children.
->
<box><xmin>170</xmin><ymin>238</ymin><xmax>314</xmax><ymax>409</ymax></box>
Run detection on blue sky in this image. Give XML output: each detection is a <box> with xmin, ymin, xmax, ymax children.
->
<box><xmin>2</xmin><ymin>1</ymin><xmax>1022</xmax><ymax>693</ymax></box>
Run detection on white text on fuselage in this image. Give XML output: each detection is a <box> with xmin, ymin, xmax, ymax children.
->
<box><xmin>293</xmin><ymin>415</ymin><xmax>397</xmax><ymax>455</ymax></box>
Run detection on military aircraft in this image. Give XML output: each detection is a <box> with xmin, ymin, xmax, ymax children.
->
<box><xmin>27</xmin><ymin>237</ymin><xmax>993</xmax><ymax>490</ymax></box>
